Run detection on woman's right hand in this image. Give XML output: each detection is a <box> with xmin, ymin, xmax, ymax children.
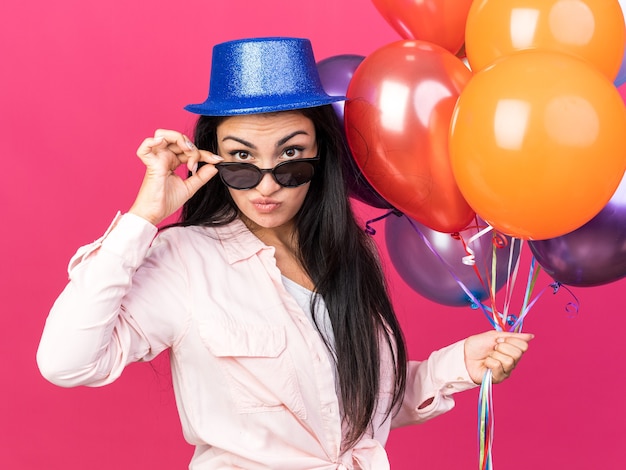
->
<box><xmin>129</xmin><ymin>129</ymin><xmax>224</xmax><ymax>226</ymax></box>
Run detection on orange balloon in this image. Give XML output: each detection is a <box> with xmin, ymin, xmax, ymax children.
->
<box><xmin>449</xmin><ymin>50</ymin><xmax>626</xmax><ymax>240</ymax></box>
<box><xmin>345</xmin><ymin>40</ymin><xmax>475</xmax><ymax>233</ymax></box>
<box><xmin>372</xmin><ymin>0</ymin><xmax>473</xmax><ymax>54</ymax></box>
<box><xmin>465</xmin><ymin>0</ymin><xmax>626</xmax><ymax>80</ymax></box>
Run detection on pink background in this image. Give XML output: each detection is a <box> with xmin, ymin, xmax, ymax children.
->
<box><xmin>1</xmin><ymin>1</ymin><xmax>625</xmax><ymax>468</ymax></box>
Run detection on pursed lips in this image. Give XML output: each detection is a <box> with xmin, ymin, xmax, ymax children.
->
<box><xmin>250</xmin><ymin>197</ymin><xmax>281</xmax><ymax>213</ymax></box>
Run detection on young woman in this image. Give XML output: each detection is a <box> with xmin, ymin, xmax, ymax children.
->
<box><xmin>37</xmin><ymin>37</ymin><xmax>532</xmax><ymax>469</ymax></box>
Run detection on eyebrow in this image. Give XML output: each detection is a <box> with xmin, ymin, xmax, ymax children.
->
<box><xmin>276</xmin><ymin>130</ymin><xmax>310</xmax><ymax>147</ymax></box>
<box><xmin>221</xmin><ymin>136</ymin><xmax>256</xmax><ymax>149</ymax></box>
<box><xmin>221</xmin><ymin>130</ymin><xmax>311</xmax><ymax>149</ymax></box>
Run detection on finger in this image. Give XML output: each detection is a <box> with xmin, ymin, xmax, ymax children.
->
<box><xmin>483</xmin><ymin>356</ymin><xmax>508</xmax><ymax>383</ymax></box>
<box><xmin>183</xmin><ymin>162</ymin><xmax>219</xmax><ymax>196</ymax></box>
<box><xmin>187</xmin><ymin>155</ymin><xmax>199</xmax><ymax>175</ymax></box>
<box><xmin>151</xmin><ymin>129</ymin><xmax>221</xmax><ymax>161</ymax></box>
<box><xmin>187</xmin><ymin>150</ymin><xmax>224</xmax><ymax>175</ymax></box>
<box><xmin>136</xmin><ymin>136</ymin><xmax>167</xmax><ymax>161</ymax></box>
<box><xmin>152</xmin><ymin>130</ymin><xmax>198</xmax><ymax>151</ymax></box>
<box><xmin>152</xmin><ymin>129</ymin><xmax>189</xmax><ymax>155</ymax></box>
<box><xmin>496</xmin><ymin>332</ymin><xmax>534</xmax><ymax>344</ymax></box>
<box><xmin>154</xmin><ymin>128</ymin><xmax>185</xmax><ymax>141</ymax></box>
<box><xmin>491</xmin><ymin>348</ymin><xmax>517</xmax><ymax>370</ymax></box>
<box><xmin>496</xmin><ymin>338</ymin><xmax>530</xmax><ymax>356</ymax></box>
<box><xmin>484</xmin><ymin>354</ymin><xmax>515</xmax><ymax>383</ymax></box>
<box><xmin>199</xmin><ymin>149</ymin><xmax>224</xmax><ymax>163</ymax></box>
<box><xmin>169</xmin><ymin>134</ymin><xmax>201</xmax><ymax>163</ymax></box>
<box><xmin>181</xmin><ymin>139</ymin><xmax>199</xmax><ymax>174</ymax></box>
<box><xmin>172</xmin><ymin>133</ymin><xmax>196</xmax><ymax>157</ymax></box>
<box><xmin>151</xmin><ymin>132</ymin><xmax>201</xmax><ymax>172</ymax></box>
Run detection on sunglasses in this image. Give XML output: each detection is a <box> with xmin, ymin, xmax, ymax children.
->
<box><xmin>215</xmin><ymin>157</ymin><xmax>320</xmax><ymax>190</ymax></box>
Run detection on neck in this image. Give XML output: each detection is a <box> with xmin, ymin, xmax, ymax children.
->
<box><xmin>240</xmin><ymin>215</ymin><xmax>298</xmax><ymax>251</ymax></box>
<box><xmin>240</xmin><ymin>215</ymin><xmax>313</xmax><ymax>289</ymax></box>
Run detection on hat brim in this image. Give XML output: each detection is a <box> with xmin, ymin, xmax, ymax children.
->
<box><xmin>184</xmin><ymin>95</ymin><xmax>346</xmax><ymax>116</ymax></box>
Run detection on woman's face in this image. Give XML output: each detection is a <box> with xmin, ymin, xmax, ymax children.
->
<box><xmin>216</xmin><ymin>111</ymin><xmax>318</xmax><ymax>233</ymax></box>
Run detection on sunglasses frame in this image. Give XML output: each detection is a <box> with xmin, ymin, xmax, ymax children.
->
<box><xmin>215</xmin><ymin>156</ymin><xmax>320</xmax><ymax>190</ymax></box>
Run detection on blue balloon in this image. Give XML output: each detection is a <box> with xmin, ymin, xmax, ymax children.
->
<box><xmin>614</xmin><ymin>48</ymin><xmax>626</xmax><ymax>88</ymax></box>
<box><xmin>385</xmin><ymin>214</ymin><xmax>520</xmax><ymax>307</ymax></box>
<box><xmin>617</xmin><ymin>1</ymin><xmax>626</xmax><ymax>87</ymax></box>
<box><xmin>317</xmin><ymin>54</ymin><xmax>364</xmax><ymax>124</ymax></box>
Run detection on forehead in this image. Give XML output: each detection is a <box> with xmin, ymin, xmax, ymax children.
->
<box><xmin>217</xmin><ymin>111</ymin><xmax>316</xmax><ymax>142</ymax></box>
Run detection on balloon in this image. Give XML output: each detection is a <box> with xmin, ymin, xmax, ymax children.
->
<box><xmin>317</xmin><ymin>54</ymin><xmax>364</xmax><ymax>125</ymax></box>
<box><xmin>615</xmin><ymin>0</ymin><xmax>626</xmax><ymax>87</ymax></box>
<box><xmin>465</xmin><ymin>0</ymin><xmax>626</xmax><ymax>80</ymax></box>
<box><xmin>345</xmin><ymin>40</ymin><xmax>475</xmax><ymax>233</ymax></box>
<box><xmin>371</xmin><ymin>0</ymin><xmax>473</xmax><ymax>55</ymax></box>
<box><xmin>342</xmin><ymin>158</ymin><xmax>394</xmax><ymax>210</ymax></box>
<box><xmin>449</xmin><ymin>50</ymin><xmax>626</xmax><ymax>240</ymax></box>
<box><xmin>529</xmin><ymin>172</ymin><xmax>626</xmax><ymax>287</ymax></box>
<box><xmin>316</xmin><ymin>54</ymin><xmax>393</xmax><ymax>209</ymax></box>
<box><xmin>385</xmin><ymin>214</ymin><xmax>521</xmax><ymax>307</ymax></box>
<box><xmin>619</xmin><ymin>82</ymin><xmax>626</xmax><ymax>102</ymax></box>
<box><xmin>615</xmin><ymin>48</ymin><xmax>626</xmax><ymax>88</ymax></box>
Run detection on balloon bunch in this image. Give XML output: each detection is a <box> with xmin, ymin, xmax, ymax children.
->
<box><xmin>469</xmin><ymin>2</ymin><xmax>626</xmax><ymax>468</ymax></box>
<box><xmin>451</xmin><ymin>0</ymin><xmax>626</xmax><ymax>292</ymax></box>
<box><xmin>330</xmin><ymin>0</ymin><xmax>626</xmax><ymax>300</ymax></box>
<box><xmin>453</xmin><ymin>0</ymin><xmax>626</xmax><ymax>241</ymax></box>
<box><xmin>318</xmin><ymin>1</ymin><xmax>626</xmax><ymax>469</ymax></box>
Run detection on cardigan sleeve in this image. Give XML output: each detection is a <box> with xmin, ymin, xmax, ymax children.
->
<box><xmin>391</xmin><ymin>339</ymin><xmax>478</xmax><ymax>428</ymax></box>
<box><xmin>36</xmin><ymin>213</ymin><xmax>185</xmax><ymax>388</ymax></box>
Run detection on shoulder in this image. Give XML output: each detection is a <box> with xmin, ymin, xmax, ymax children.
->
<box><xmin>152</xmin><ymin>223</ymin><xmax>227</xmax><ymax>253</ymax></box>
<box><xmin>151</xmin><ymin>219</ymin><xmax>262</xmax><ymax>261</ymax></box>
<box><xmin>156</xmin><ymin>219</ymin><xmax>249</xmax><ymax>241</ymax></box>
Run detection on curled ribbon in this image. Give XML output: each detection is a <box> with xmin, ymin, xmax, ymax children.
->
<box><xmin>364</xmin><ymin>209</ymin><xmax>402</xmax><ymax>236</ymax></box>
<box><xmin>364</xmin><ymin>211</ymin><xmax>577</xmax><ymax>470</ymax></box>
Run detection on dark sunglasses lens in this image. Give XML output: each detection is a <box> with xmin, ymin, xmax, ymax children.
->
<box><xmin>217</xmin><ymin>159</ymin><xmax>317</xmax><ymax>189</ymax></box>
<box><xmin>219</xmin><ymin>164</ymin><xmax>261</xmax><ymax>189</ymax></box>
<box><xmin>273</xmin><ymin>161</ymin><xmax>316</xmax><ymax>187</ymax></box>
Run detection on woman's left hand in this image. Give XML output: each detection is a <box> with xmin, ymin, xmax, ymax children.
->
<box><xmin>464</xmin><ymin>331</ymin><xmax>534</xmax><ymax>384</ymax></box>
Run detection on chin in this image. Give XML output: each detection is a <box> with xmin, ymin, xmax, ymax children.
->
<box><xmin>241</xmin><ymin>211</ymin><xmax>294</xmax><ymax>231</ymax></box>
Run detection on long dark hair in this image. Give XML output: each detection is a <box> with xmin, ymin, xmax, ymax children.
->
<box><xmin>178</xmin><ymin>105</ymin><xmax>407</xmax><ymax>449</ymax></box>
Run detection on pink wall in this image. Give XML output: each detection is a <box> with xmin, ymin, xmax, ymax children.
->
<box><xmin>1</xmin><ymin>1</ymin><xmax>625</xmax><ymax>468</ymax></box>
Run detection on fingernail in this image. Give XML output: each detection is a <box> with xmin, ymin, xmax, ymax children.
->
<box><xmin>496</xmin><ymin>337</ymin><xmax>505</xmax><ymax>343</ymax></box>
<box><xmin>186</xmin><ymin>140</ymin><xmax>195</xmax><ymax>150</ymax></box>
<box><xmin>191</xmin><ymin>162</ymin><xmax>198</xmax><ymax>174</ymax></box>
<box><xmin>212</xmin><ymin>153</ymin><xmax>224</xmax><ymax>161</ymax></box>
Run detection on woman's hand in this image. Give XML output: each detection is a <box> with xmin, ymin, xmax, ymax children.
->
<box><xmin>129</xmin><ymin>129</ymin><xmax>223</xmax><ymax>226</ymax></box>
<box><xmin>464</xmin><ymin>331</ymin><xmax>534</xmax><ymax>384</ymax></box>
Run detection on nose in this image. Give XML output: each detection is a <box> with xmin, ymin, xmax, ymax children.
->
<box><xmin>254</xmin><ymin>170</ymin><xmax>281</xmax><ymax>195</ymax></box>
